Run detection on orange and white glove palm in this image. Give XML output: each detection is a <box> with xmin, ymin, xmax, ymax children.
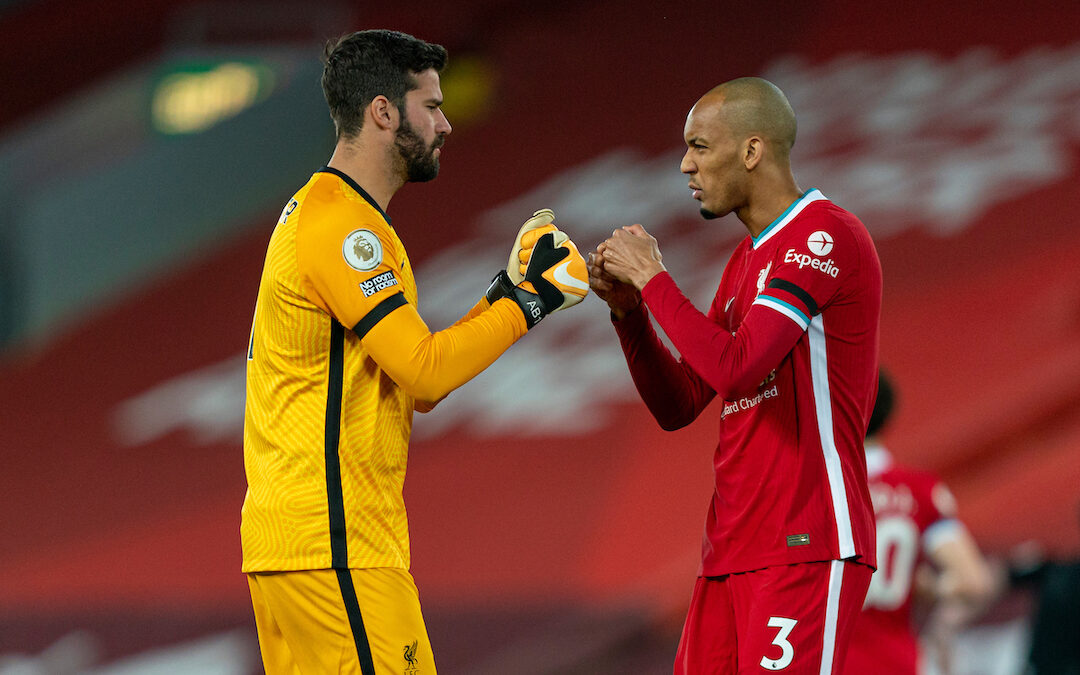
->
<box><xmin>507</xmin><ymin>209</ymin><xmax>558</xmax><ymax>283</ymax></box>
<box><xmin>486</xmin><ymin>209</ymin><xmax>590</xmax><ymax>328</ymax></box>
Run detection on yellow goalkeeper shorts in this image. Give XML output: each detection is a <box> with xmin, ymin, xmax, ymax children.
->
<box><xmin>247</xmin><ymin>567</ymin><xmax>436</xmax><ymax>674</ymax></box>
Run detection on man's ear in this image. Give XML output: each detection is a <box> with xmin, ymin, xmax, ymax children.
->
<box><xmin>369</xmin><ymin>95</ymin><xmax>397</xmax><ymax>132</ymax></box>
<box><xmin>743</xmin><ymin>137</ymin><xmax>764</xmax><ymax>171</ymax></box>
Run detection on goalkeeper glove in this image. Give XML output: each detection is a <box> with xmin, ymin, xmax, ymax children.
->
<box><xmin>507</xmin><ymin>209</ymin><xmax>558</xmax><ymax>283</ymax></box>
<box><xmin>486</xmin><ymin>230</ymin><xmax>589</xmax><ymax>329</ymax></box>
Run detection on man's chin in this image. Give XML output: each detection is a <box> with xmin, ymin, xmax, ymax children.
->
<box><xmin>406</xmin><ymin>160</ymin><xmax>440</xmax><ymax>183</ymax></box>
<box><xmin>700</xmin><ymin>207</ymin><xmax>720</xmax><ymax>220</ymax></box>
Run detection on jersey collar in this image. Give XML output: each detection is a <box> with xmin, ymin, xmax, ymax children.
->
<box><xmin>317</xmin><ymin>166</ymin><xmax>392</xmax><ymax>225</ymax></box>
<box><xmin>751</xmin><ymin>188</ymin><xmax>826</xmax><ymax>249</ymax></box>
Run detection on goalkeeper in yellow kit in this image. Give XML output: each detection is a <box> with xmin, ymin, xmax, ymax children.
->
<box><xmin>240</xmin><ymin>29</ymin><xmax>589</xmax><ymax>674</ymax></box>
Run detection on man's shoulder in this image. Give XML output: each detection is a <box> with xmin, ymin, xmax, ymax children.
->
<box><xmin>877</xmin><ymin>463</ymin><xmax>942</xmax><ymax>488</ymax></box>
<box><xmin>304</xmin><ymin>172</ymin><xmax>385</xmax><ymax>217</ymax></box>
<box><xmin>780</xmin><ymin>197</ymin><xmax>880</xmax><ymax>279</ymax></box>
<box><xmin>295</xmin><ymin>174</ymin><xmax>394</xmax><ymax>242</ymax></box>
<box><xmin>788</xmin><ymin>197</ymin><xmax>868</xmax><ymax>239</ymax></box>
<box><xmin>874</xmin><ymin>464</ymin><xmax>948</xmax><ymax>514</ymax></box>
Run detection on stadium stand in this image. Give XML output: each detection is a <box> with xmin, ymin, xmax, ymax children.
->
<box><xmin>1</xmin><ymin>0</ymin><xmax>1078</xmax><ymax>672</ymax></box>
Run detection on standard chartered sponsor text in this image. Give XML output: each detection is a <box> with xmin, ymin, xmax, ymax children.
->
<box><xmin>722</xmin><ymin>385</ymin><xmax>780</xmax><ymax>417</ymax></box>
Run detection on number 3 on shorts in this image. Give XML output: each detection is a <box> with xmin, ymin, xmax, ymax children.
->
<box><xmin>759</xmin><ymin>616</ymin><xmax>798</xmax><ymax>670</ymax></box>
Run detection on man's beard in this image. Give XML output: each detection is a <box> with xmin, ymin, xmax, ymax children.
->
<box><xmin>395</xmin><ymin>118</ymin><xmax>443</xmax><ymax>183</ymax></box>
<box><xmin>700</xmin><ymin>207</ymin><xmax>720</xmax><ymax>220</ymax></box>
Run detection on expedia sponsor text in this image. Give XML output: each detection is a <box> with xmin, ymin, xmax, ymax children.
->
<box><xmin>784</xmin><ymin>249</ymin><xmax>840</xmax><ymax>277</ymax></box>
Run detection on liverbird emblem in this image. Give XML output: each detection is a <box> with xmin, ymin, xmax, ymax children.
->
<box><xmin>403</xmin><ymin>640</ymin><xmax>419</xmax><ymax>674</ymax></box>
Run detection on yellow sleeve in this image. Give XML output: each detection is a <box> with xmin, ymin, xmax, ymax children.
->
<box><xmin>363</xmin><ymin>297</ymin><xmax>527</xmax><ymax>402</ymax></box>
<box><xmin>454</xmin><ymin>297</ymin><xmax>491</xmax><ymax>325</ymax></box>
<box><xmin>414</xmin><ymin>398</ymin><xmax>440</xmax><ymax>413</ymax></box>
<box><xmin>295</xmin><ymin>208</ymin><xmax>406</xmax><ymax>330</ymax></box>
<box><xmin>411</xmin><ymin>296</ymin><xmax>492</xmax><ymax>412</ymax></box>
<box><xmin>293</xmin><ymin>198</ymin><xmax>526</xmax><ymax>402</ymax></box>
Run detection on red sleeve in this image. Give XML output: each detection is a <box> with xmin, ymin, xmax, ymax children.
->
<box><xmin>640</xmin><ymin>272</ymin><xmax>805</xmax><ymax>400</ymax></box>
<box><xmin>753</xmin><ymin>210</ymin><xmax>864</xmax><ymax>325</ymax></box>
<box><xmin>612</xmin><ymin>302</ymin><xmax>715</xmax><ymax>431</ymax></box>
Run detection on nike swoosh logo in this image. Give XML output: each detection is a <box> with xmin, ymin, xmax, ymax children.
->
<box><xmin>553</xmin><ymin>261</ymin><xmax>590</xmax><ymax>291</ymax></box>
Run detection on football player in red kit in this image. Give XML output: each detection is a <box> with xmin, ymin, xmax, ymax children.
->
<box><xmin>844</xmin><ymin>371</ymin><xmax>997</xmax><ymax>674</ymax></box>
<box><xmin>591</xmin><ymin>77</ymin><xmax>881</xmax><ymax>674</ymax></box>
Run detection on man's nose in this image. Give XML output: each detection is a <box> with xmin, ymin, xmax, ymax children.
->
<box><xmin>436</xmin><ymin>109</ymin><xmax>452</xmax><ymax>136</ymax></box>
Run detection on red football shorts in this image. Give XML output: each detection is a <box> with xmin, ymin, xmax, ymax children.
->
<box><xmin>674</xmin><ymin>559</ymin><xmax>873</xmax><ymax>674</ymax></box>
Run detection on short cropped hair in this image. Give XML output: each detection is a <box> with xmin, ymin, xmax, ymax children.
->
<box><xmin>866</xmin><ymin>369</ymin><xmax>895</xmax><ymax>438</ymax></box>
<box><xmin>321</xmin><ymin>29</ymin><xmax>447</xmax><ymax>139</ymax></box>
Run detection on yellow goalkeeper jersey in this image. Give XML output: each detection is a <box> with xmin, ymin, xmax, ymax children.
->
<box><xmin>241</xmin><ymin>167</ymin><xmax>527</xmax><ymax>572</ymax></box>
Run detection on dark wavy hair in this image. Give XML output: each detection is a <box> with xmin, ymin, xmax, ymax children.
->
<box><xmin>321</xmin><ymin>29</ymin><xmax>447</xmax><ymax>139</ymax></box>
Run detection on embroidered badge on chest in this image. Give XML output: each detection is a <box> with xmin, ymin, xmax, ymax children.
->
<box><xmin>756</xmin><ymin>261</ymin><xmax>772</xmax><ymax>295</ymax></box>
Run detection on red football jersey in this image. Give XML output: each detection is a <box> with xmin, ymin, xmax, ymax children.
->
<box><xmin>615</xmin><ymin>189</ymin><xmax>881</xmax><ymax>576</ymax></box>
<box><xmin>844</xmin><ymin>444</ymin><xmax>962</xmax><ymax>675</ymax></box>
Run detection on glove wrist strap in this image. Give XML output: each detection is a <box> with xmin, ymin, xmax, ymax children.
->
<box><xmin>485</xmin><ymin>270</ymin><xmax>515</xmax><ymax>305</ymax></box>
<box><xmin>486</xmin><ymin>271</ymin><xmax>548</xmax><ymax>329</ymax></box>
<box><xmin>510</xmin><ymin>286</ymin><xmax>547</xmax><ymax>329</ymax></box>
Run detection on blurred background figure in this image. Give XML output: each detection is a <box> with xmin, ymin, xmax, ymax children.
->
<box><xmin>845</xmin><ymin>371</ymin><xmax>1000</xmax><ymax>675</ymax></box>
<box><xmin>1010</xmin><ymin>508</ymin><xmax>1080</xmax><ymax>675</ymax></box>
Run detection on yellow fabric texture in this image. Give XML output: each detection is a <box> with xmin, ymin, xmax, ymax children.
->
<box><xmin>362</xmin><ymin>295</ymin><xmax>524</xmax><ymax>403</ymax></box>
<box><xmin>242</xmin><ymin>170</ymin><xmax>526</xmax><ymax>573</ymax></box>
<box><xmin>248</xmin><ymin>568</ymin><xmax>437</xmax><ymax>675</ymax></box>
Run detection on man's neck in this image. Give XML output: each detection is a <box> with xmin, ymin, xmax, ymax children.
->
<box><xmin>737</xmin><ymin>168</ymin><xmax>802</xmax><ymax>239</ymax></box>
<box><xmin>326</xmin><ymin>140</ymin><xmax>402</xmax><ymax>212</ymax></box>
